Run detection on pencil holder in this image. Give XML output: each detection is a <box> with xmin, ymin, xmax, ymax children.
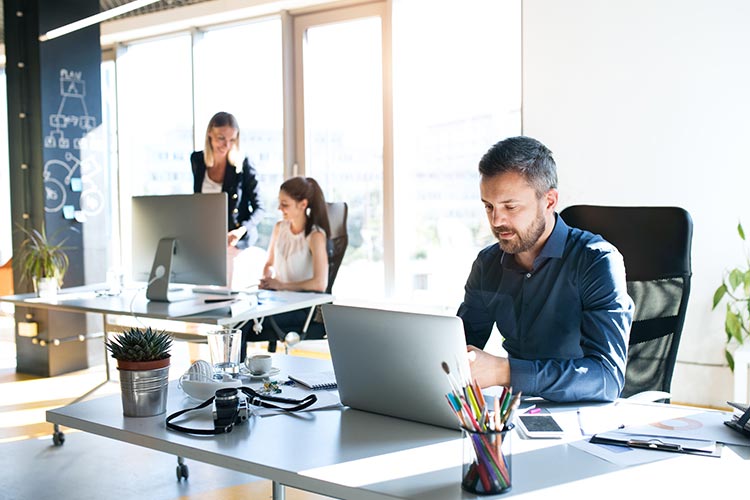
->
<box><xmin>461</xmin><ymin>427</ymin><xmax>512</xmax><ymax>495</ymax></box>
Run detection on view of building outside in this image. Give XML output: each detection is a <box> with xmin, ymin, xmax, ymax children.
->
<box><xmin>301</xmin><ymin>16</ymin><xmax>385</xmax><ymax>302</ymax></box>
<box><xmin>391</xmin><ymin>0</ymin><xmax>522</xmax><ymax>312</ymax></box>
<box><xmin>116</xmin><ymin>34</ymin><xmax>194</xmax><ymax>200</ymax></box>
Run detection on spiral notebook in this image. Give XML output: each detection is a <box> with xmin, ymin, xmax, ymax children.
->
<box><xmin>288</xmin><ymin>371</ymin><xmax>338</xmax><ymax>390</ymax></box>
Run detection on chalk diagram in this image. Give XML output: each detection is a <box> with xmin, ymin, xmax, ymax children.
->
<box><xmin>43</xmin><ymin>152</ymin><xmax>104</xmax><ymax>216</ymax></box>
<box><xmin>44</xmin><ymin>69</ymin><xmax>97</xmax><ymax>150</ymax></box>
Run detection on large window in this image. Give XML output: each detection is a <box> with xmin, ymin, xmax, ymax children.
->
<box><xmin>391</xmin><ymin>0</ymin><xmax>522</xmax><ymax>311</ymax></box>
<box><xmin>297</xmin><ymin>11</ymin><xmax>385</xmax><ymax>301</ymax></box>
<box><xmin>116</xmin><ymin>35</ymin><xmax>194</xmax><ymax>198</ymax></box>
<box><xmin>97</xmin><ymin>1</ymin><xmax>521</xmax><ymax>310</ymax></box>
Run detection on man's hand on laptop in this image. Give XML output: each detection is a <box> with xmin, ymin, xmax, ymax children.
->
<box><xmin>467</xmin><ymin>345</ymin><xmax>510</xmax><ymax>388</ymax></box>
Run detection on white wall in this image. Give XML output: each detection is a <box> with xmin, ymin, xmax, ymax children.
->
<box><xmin>523</xmin><ymin>0</ymin><xmax>750</xmax><ymax>406</ymax></box>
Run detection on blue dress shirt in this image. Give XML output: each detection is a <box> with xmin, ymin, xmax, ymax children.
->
<box><xmin>457</xmin><ymin>214</ymin><xmax>634</xmax><ymax>402</ymax></box>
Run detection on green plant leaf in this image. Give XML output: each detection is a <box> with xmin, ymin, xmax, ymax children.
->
<box><xmin>729</xmin><ymin>269</ymin><xmax>743</xmax><ymax>290</ymax></box>
<box><xmin>739</xmin><ymin>222</ymin><xmax>746</xmax><ymax>241</ymax></box>
<box><xmin>744</xmin><ymin>271</ymin><xmax>750</xmax><ymax>297</ymax></box>
<box><xmin>726</xmin><ymin>311</ymin><xmax>743</xmax><ymax>343</ymax></box>
<box><xmin>712</xmin><ymin>284</ymin><xmax>727</xmax><ymax>309</ymax></box>
<box><xmin>726</xmin><ymin>349</ymin><xmax>735</xmax><ymax>372</ymax></box>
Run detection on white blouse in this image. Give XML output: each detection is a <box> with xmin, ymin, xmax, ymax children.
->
<box><xmin>201</xmin><ymin>174</ymin><xmax>223</xmax><ymax>193</ymax></box>
<box><xmin>273</xmin><ymin>220</ymin><xmax>326</xmax><ymax>284</ymax></box>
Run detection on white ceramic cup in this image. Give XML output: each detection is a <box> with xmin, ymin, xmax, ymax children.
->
<box><xmin>246</xmin><ymin>354</ymin><xmax>272</xmax><ymax>375</ymax></box>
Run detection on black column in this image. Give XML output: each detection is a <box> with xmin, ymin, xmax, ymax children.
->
<box><xmin>5</xmin><ymin>0</ymin><xmax>102</xmax><ymax>376</ymax></box>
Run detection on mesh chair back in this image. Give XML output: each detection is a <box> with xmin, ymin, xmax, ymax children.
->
<box><xmin>325</xmin><ymin>202</ymin><xmax>349</xmax><ymax>294</ymax></box>
<box><xmin>559</xmin><ymin>205</ymin><xmax>693</xmax><ymax>398</ymax></box>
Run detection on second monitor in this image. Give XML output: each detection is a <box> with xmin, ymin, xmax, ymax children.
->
<box><xmin>131</xmin><ymin>193</ymin><xmax>227</xmax><ymax>302</ymax></box>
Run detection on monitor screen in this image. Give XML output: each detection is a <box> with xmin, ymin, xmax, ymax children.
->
<box><xmin>131</xmin><ymin>193</ymin><xmax>227</xmax><ymax>301</ymax></box>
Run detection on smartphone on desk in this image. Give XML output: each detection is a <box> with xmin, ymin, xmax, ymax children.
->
<box><xmin>517</xmin><ymin>414</ymin><xmax>564</xmax><ymax>439</ymax></box>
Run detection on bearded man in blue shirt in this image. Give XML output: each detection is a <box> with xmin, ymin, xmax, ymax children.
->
<box><xmin>458</xmin><ymin>136</ymin><xmax>634</xmax><ymax>402</ymax></box>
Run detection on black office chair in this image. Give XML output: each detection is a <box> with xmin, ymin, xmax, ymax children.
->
<box><xmin>559</xmin><ymin>205</ymin><xmax>693</xmax><ymax>401</ymax></box>
<box><xmin>267</xmin><ymin>201</ymin><xmax>348</xmax><ymax>350</ymax></box>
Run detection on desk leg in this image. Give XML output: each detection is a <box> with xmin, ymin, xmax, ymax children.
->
<box><xmin>103</xmin><ymin>314</ymin><xmax>111</xmax><ymax>382</ymax></box>
<box><xmin>272</xmin><ymin>481</ymin><xmax>285</xmax><ymax>500</ymax></box>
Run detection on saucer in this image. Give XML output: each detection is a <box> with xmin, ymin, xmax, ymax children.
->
<box><xmin>240</xmin><ymin>366</ymin><xmax>280</xmax><ymax>379</ymax></box>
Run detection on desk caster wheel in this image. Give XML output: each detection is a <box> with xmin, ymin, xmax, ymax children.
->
<box><xmin>176</xmin><ymin>457</ymin><xmax>189</xmax><ymax>481</ymax></box>
<box><xmin>52</xmin><ymin>430</ymin><xmax>65</xmax><ymax>446</ymax></box>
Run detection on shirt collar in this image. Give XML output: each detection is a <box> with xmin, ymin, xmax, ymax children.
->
<box><xmin>538</xmin><ymin>212</ymin><xmax>567</xmax><ymax>260</ymax></box>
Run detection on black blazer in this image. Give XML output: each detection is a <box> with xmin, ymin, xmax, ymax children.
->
<box><xmin>191</xmin><ymin>151</ymin><xmax>264</xmax><ymax>249</ymax></box>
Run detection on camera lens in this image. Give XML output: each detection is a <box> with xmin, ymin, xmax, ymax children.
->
<box><xmin>213</xmin><ymin>387</ymin><xmax>240</xmax><ymax>430</ymax></box>
<box><xmin>215</xmin><ymin>387</ymin><xmax>239</xmax><ymax>402</ymax></box>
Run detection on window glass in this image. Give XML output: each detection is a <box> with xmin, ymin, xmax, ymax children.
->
<box><xmin>116</xmin><ymin>35</ymin><xmax>193</xmax><ymax>198</ymax></box>
<box><xmin>392</xmin><ymin>0</ymin><xmax>522</xmax><ymax>311</ymax></box>
<box><xmin>302</xmin><ymin>16</ymin><xmax>385</xmax><ymax>301</ymax></box>
<box><xmin>193</xmin><ymin>18</ymin><xmax>284</xmax><ymax>248</ymax></box>
<box><xmin>97</xmin><ymin>59</ymin><xmax>120</xmax><ymax>270</ymax></box>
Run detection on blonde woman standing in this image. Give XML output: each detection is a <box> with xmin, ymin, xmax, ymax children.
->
<box><xmin>190</xmin><ymin>112</ymin><xmax>263</xmax><ymax>285</ymax></box>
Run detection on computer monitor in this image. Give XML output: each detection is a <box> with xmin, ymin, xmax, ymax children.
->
<box><xmin>131</xmin><ymin>193</ymin><xmax>227</xmax><ymax>302</ymax></box>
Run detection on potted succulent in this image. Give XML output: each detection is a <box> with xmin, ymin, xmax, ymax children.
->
<box><xmin>17</xmin><ymin>225</ymin><xmax>70</xmax><ymax>297</ymax></box>
<box><xmin>105</xmin><ymin>326</ymin><xmax>173</xmax><ymax>417</ymax></box>
<box><xmin>713</xmin><ymin>222</ymin><xmax>750</xmax><ymax>371</ymax></box>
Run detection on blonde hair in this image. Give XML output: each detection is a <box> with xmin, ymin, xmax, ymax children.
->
<box><xmin>203</xmin><ymin>111</ymin><xmax>242</xmax><ymax>172</ymax></box>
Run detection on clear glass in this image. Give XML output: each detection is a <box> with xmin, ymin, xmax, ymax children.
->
<box><xmin>462</xmin><ymin>428</ymin><xmax>512</xmax><ymax>495</ymax></box>
<box><xmin>392</xmin><ymin>0</ymin><xmax>522</xmax><ymax>311</ymax></box>
<box><xmin>193</xmin><ymin>18</ymin><xmax>284</xmax><ymax>249</ymax></box>
<box><xmin>207</xmin><ymin>328</ymin><xmax>243</xmax><ymax>375</ymax></box>
<box><xmin>302</xmin><ymin>16</ymin><xmax>385</xmax><ymax>301</ymax></box>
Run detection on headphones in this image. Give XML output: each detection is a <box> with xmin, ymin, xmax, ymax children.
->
<box><xmin>166</xmin><ymin>386</ymin><xmax>317</xmax><ymax>435</ymax></box>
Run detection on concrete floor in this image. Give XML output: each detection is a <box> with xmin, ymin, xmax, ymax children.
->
<box><xmin>0</xmin><ymin>314</ymin><xmax>330</xmax><ymax>500</ymax></box>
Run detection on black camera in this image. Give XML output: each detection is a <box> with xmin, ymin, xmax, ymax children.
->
<box><xmin>212</xmin><ymin>387</ymin><xmax>249</xmax><ymax>431</ymax></box>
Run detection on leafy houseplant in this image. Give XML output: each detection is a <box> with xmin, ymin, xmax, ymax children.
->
<box><xmin>712</xmin><ymin>222</ymin><xmax>750</xmax><ymax>371</ymax></box>
<box><xmin>105</xmin><ymin>327</ymin><xmax>173</xmax><ymax>417</ymax></box>
<box><xmin>17</xmin><ymin>225</ymin><xmax>70</xmax><ymax>296</ymax></box>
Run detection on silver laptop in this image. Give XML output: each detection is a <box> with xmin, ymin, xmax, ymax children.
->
<box><xmin>321</xmin><ymin>304</ymin><xmax>471</xmax><ymax>430</ymax></box>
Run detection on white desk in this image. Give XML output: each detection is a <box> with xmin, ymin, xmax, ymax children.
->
<box><xmin>47</xmin><ymin>355</ymin><xmax>750</xmax><ymax>500</ymax></box>
<box><xmin>0</xmin><ymin>284</ymin><xmax>332</xmax><ymax>328</ymax></box>
<box><xmin>1</xmin><ymin>285</ymin><xmax>332</xmax><ymax>397</ymax></box>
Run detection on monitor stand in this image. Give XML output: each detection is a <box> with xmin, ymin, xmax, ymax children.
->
<box><xmin>146</xmin><ymin>238</ymin><xmax>191</xmax><ymax>302</ymax></box>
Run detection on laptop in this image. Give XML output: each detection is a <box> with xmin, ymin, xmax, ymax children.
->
<box><xmin>321</xmin><ymin>304</ymin><xmax>471</xmax><ymax>430</ymax></box>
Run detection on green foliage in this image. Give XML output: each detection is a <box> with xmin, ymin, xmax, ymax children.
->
<box><xmin>17</xmin><ymin>225</ymin><xmax>70</xmax><ymax>287</ymax></box>
<box><xmin>105</xmin><ymin>327</ymin><xmax>173</xmax><ymax>362</ymax></box>
<box><xmin>713</xmin><ymin>222</ymin><xmax>750</xmax><ymax>371</ymax></box>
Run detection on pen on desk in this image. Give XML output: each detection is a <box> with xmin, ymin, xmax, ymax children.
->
<box><xmin>204</xmin><ymin>298</ymin><xmax>236</xmax><ymax>303</ymax></box>
<box><xmin>524</xmin><ymin>405</ymin><xmax>541</xmax><ymax>414</ymax></box>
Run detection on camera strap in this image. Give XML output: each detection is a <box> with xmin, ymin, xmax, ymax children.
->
<box><xmin>166</xmin><ymin>387</ymin><xmax>318</xmax><ymax>435</ymax></box>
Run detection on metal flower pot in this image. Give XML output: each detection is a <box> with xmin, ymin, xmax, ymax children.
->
<box><xmin>117</xmin><ymin>358</ymin><xmax>170</xmax><ymax>417</ymax></box>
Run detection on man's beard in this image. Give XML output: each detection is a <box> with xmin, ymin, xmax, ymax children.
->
<box><xmin>493</xmin><ymin>208</ymin><xmax>547</xmax><ymax>254</ymax></box>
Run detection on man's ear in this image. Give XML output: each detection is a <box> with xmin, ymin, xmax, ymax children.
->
<box><xmin>546</xmin><ymin>188</ymin><xmax>559</xmax><ymax>211</ymax></box>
